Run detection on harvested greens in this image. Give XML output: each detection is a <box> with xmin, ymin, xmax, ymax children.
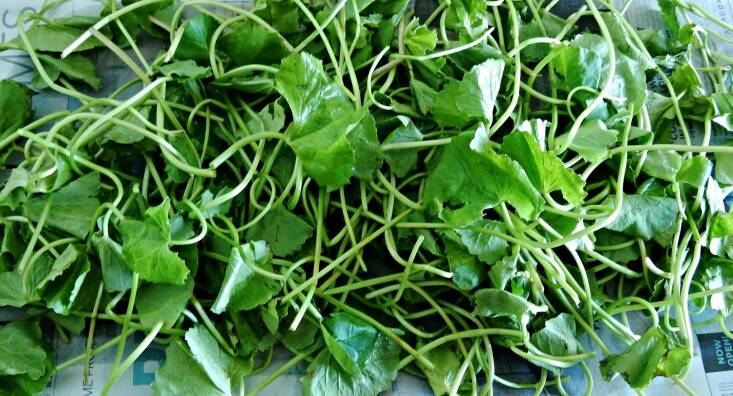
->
<box><xmin>2</xmin><ymin>0</ymin><xmax>733</xmax><ymax>394</ymax></box>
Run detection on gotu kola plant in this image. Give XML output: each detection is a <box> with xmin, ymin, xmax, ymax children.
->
<box><xmin>0</xmin><ymin>0</ymin><xmax>732</xmax><ymax>395</ymax></box>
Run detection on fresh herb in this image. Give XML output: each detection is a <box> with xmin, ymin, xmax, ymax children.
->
<box><xmin>1</xmin><ymin>0</ymin><xmax>733</xmax><ymax>395</ymax></box>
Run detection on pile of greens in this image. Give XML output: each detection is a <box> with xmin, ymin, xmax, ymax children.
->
<box><xmin>2</xmin><ymin>0</ymin><xmax>733</xmax><ymax>394</ymax></box>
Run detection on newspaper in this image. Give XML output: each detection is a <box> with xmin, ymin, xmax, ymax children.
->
<box><xmin>1</xmin><ymin>0</ymin><xmax>732</xmax><ymax>395</ymax></box>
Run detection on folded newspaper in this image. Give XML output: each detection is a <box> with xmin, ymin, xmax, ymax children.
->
<box><xmin>1</xmin><ymin>1</ymin><xmax>733</xmax><ymax>395</ymax></box>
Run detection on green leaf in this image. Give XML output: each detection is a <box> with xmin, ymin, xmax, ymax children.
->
<box><xmin>16</xmin><ymin>22</ymin><xmax>104</xmax><ymax>53</ymax></box>
<box><xmin>26</xmin><ymin>255</ymin><xmax>52</xmax><ymax>302</ymax></box>
<box><xmin>169</xmin><ymin>213</ymin><xmax>195</xmax><ymax>242</ymax></box>
<box><xmin>276</xmin><ymin>52</ymin><xmax>363</xmax><ymax>189</ymax></box>
<box><xmin>612</xmin><ymin>57</ymin><xmax>650</xmax><ymax>111</ymax></box>
<box><xmin>443</xmin><ymin>0</ymin><xmax>491</xmax><ymax>39</ymax></box>
<box><xmin>0</xmin><ymin>321</ymin><xmax>47</xmax><ymax>380</ymax></box>
<box><xmin>600</xmin><ymin>327</ymin><xmax>689</xmax><ymax>389</ymax></box>
<box><xmin>231</xmin><ymin>310</ymin><xmax>277</xmax><ymax>356</ymax></box>
<box><xmin>474</xmin><ymin>289</ymin><xmax>542</xmax><ymax>320</ymax></box>
<box><xmin>92</xmin><ymin>235</ymin><xmax>133</xmax><ymax>293</ymax></box>
<box><xmin>46</xmin><ymin>312</ymin><xmax>85</xmax><ymax>335</ymax></box>
<box><xmin>0</xmin><ymin>168</ymin><xmax>30</xmax><ymax>210</ymax></box>
<box><xmin>714</xmin><ymin>141</ymin><xmax>733</xmax><ymax>185</ymax></box>
<box><xmin>260</xmin><ymin>300</ymin><xmax>280</xmax><ymax>334</ymax></box>
<box><xmin>601</xmin><ymin>13</ymin><xmax>655</xmax><ymax>70</ymax></box>
<box><xmin>282</xmin><ymin>319</ymin><xmax>319</xmax><ymax>352</ymax></box>
<box><xmin>366</xmin><ymin>0</ymin><xmax>409</xmax><ymax>16</ymax></box>
<box><xmin>152</xmin><ymin>341</ymin><xmax>226</xmax><ymax>396</ymax></box>
<box><xmin>102</xmin><ymin>107</ymin><xmax>149</xmax><ymax>144</ymax></box>
<box><xmin>530</xmin><ymin>314</ymin><xmax>583</xmax><ymax>365</ymax></box>
<box><xmin>246</xmin><ymin>101</ymin><xmax>285</xmax><ymax>134</ymax></box>
<box><xmin>0</xmin><ymin>272</ymin><xmax>26</xmax><ymax>307</ymax></box>
<box><xmin>569</xmin><ymin>34</ymin><xmax>647</xmax><ymax>112</ymax></box>
<box><xmin>640</xmin><ymin>150</ymin><xmax>683</xmax><ymax>182</ymax></box>
<box><xmin>0</xmin><ymin>351</ymin><xmax>53</xmax><ymax>396</ymax></box>
<box><xmin>211</xmin><ymin>241</ymin><xmax>281</xmax><ymax>313</ymax></box>
<box><xmin>221</xmin><ymin>20</ymin><xmax>288</xmax><ymax>66</ymax></box>
<box><xmin>275</xmin><ymin>50</ymin><xmax>351</xmax><ymax>130</ymax></box>
<box><xmin>382</xmin><ymin>117</ymin><xmax>424</xmax><ymax>177</ymax></box>
<box><xmin>594</xmin><ymin>230</ymin><xmax>640</xmax><ymax>264</ymax></box>
<box><xmin>502</xmin><ymin>131</ymin><xmax>586</xmax><ymax>205</ymax></box>
<box><xmin>556</xmin><ymin>120</ymin><xmax>618</xmax><ymax>163</ymax></box>
<box><xmin>712</xmin><ymin>93</ymin><xmax>733</xmax><ymax>131</ymax></box>
<box><xmin>35</xmin><ymin>244</ymin><xmax>78</xmax><ymax>290</ymax></box>
<box><xmin>185</xmin><ymin>325</ymin><xmax>250</xmax><ymax>394</ymax></box>
<box><xmin>120</xmin><ymin>199</ymin><xmax>189</xmax><ymax>285</ymax></box>
<box><xmin>158</xmin><ymin>60</ymin><xmax>212</xmax><ymax>80</ymax></box>
<box><xmin>447</xmin><ymin>45</ymin><xmax>502</xmax><ymax>72</ymax></box>
<box><xmin>253</xmin><ymin>0</ymin><xmax>303</xmax><ymax>35</ymax></box>
<box><xmin>175</xmin><ymin>14</ymin><xmax>218</xmax><ymax>62</ymax></box>
<box><xmin>519</xmin><ymin>10</ymin><xmax>566</xmax><ymax>62</ymax></box>
<box><xmin>700</xmin><ymin>256</ymin><xmax>733</xmax><ymax>315</ymax></box>
<box><xmin>453</xmin><ymin>219</ymin><xmax>510</xmax><ymax>264</ymax></box>
<box><xmin>0</xmin><ymin>225</ymin><xmax>21</xmax><ymax>258</ymax></box>
<box><xmin>347</xmin><ymin>112</ymin><xmax>383</xmax><ymax>180</ymax></box>
<box><xmin>396</xmin><ymin>210</ymin><xmax>441</xmax><ymax>256</ymax></box>
<box><xmin>670</xmin><ymin>63</ymin><xmax>704</xmax><ymax>97</ymax></box>
<box><xmin>24</xmin><ymin>173</ymin><xmax>101</xmax><ymax>239</ymax></box>
<box><xmin>198</xmin><ymin>187</ymin><xmax>232</xmax><ymax>220</ymax></box>
<box><xmin>404</xmin><ymin>18</ymin><xmax>437</xmax><ymax>55</ymax></box>
<box><xmin>606</xmin><ymin>195</ymin><xmax>678</xmax><ymax>244</ymax></box>
<box><xmin>303</xmin><ymin>330</ymin><xmax>400</xmax><ymax>396</ymax></box>
<box><xmin>445</xmin><ymin>241</ymin><xmax>484</xmax><ymax>290</ymax></box>
<box><xmin>424</xmin><ymin>134</ymin><xmax>543</xmax><ymax>220</ymax></box>
<box><xmin>136</xmin><ymin>278</ymin><xmax>193</xmax><ymax>328</ymax></box>
<box><xmin>551</xmin><ymin>45</ymin><xmax>602</xmax><ymax>92</ymax></box>
<box><xmin>670</xmin><ymin>63</ymin><xmax>708</xmax><ymax>112</ymax></box>
<box><xmin>711</xmin><ymin>212</ymin><xmax>733</xmax><ymax>239</ymax></box>
<box><xmin>322</xmin><ymin>312</ymin><xmax>379</xmax><ymax>375</ymax></box>
<box><xmin>42</xmin><ymin>248</ymin><xmax>90</xmax><ymax>315</ymax></box>
<box><xmin>165</xmin><ymin>134</ymin><xmax>200</xmax><ymax>183</ymax></box>
<box><xmin>676</xmin><ymin>156</ymin><xmax>712</xmax><ymax>186</ymax></box>
<box><xmin>33</xmin><ymin>53</ymin><xmax>101</xmax><ymax>91</ymax></box>
<box><xmin>0</xmin><ymin>81</ymin><xmax>33</xmax><ymax>141</ymax></box>
<box><xmin>115</xmin><ymin>0</ymin><xmax>174</xmax><ymax>39</ymax></box>
<box><xmin>244</xmin><ymin>206</ymin><xmax>313</xmax><ymax>256</ymax></box>
<box><xmin>416</xmin><ymin>343</ymin><xmax>461</xmax><ymax>396</ymax></box>
<box><xmin>410</xmin><ymin>79</ymin><xmax>437</xmax><ymax>114</ymax></box>
<box><xmin>659</xmin><ymin>0</ymin><xmax>681</xmax><ymax>38</ymax></box>
<box><xmin>432</xmin><ymin>59</ymin><xmax>504</xmax><ymax>128</ymax></box>
<box><xmin>489</xmin><ymin>254</ymin><xmax>517</xmax><ymax>290</ymax></box>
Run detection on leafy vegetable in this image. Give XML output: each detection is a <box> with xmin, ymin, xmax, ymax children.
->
<box><xmin>244</xmin><ymin>206</ymin><xmax>313</xmax><ymax>256</ymax></box>
<box><xmin>136</xmin><ymin>279</ymin><xmax>193</xmax><ymax>328</ymax></box>
<box><xmin>303</xmin><ymin>327</ymin><xmax>400</xmax><ymax>396</ymax></box>
<box><xmin>501</xmin><ymin>131</ymin><xmax>586</xmax><ymax>205</ymax></box>
<box><xmin>530</xmin><ymin>313</ymin><xmax>583</xmax><ymax>370</ymax></box>
<box><xmin>185</xmin><ymin>326</ymin><xmax>251</xmax><ymax>394</ymax></box>
<box><xmin>0</xmin><ymin>0</ymin><xmax>730</xmax><ymax>394</ymax></box>
<box><xmin>152</xmin><ymin>341</ymin><xmax>227</xmax><ymax>396</ymax></box>
<box><xmin>221</xmin><ymin>21</ymin><xmax>288</xmax><ymax>66</ymax></box>
<box><xmin>600</xmin><ymin>327</ymin><xmax>690</xmax><ymax>389</ymax></box>
<box><xmin>432</xmin><ymin>58</ymin><xmax>504</xmax><ymax>127</ymax></box>
<box><xmin>0</xmin><ymin>81</ymin><xmax>32</xmax><ymax>141</ymax></box>
<box><xmin>24</xmin><ymin>173</ymin><xmax>101</xmax><ymax>239</ymax></box>
<box><xmin>120</xmin><ymin>199</ymin><xmax>189</xmax><ymax>285</ymax></box>
<box><xmin>322</xmin><ymin>312</ymin><xmax>378</xmax><ymax>375</ymax></box>
<box><xmin>211</xmin><ymin>241</ymin><xmax>280</xmax><ymax>313</ymax></box>
<box><xmin>424</xmin><ymin>134</ymin><xmax>542</xmax><ymax>220</ymax></box>
<box><xmin>606</xmin><ymin>195</ymin><xmax>678</xmax><ymax>244</ymax></box>
<box><xmin>33</xmin><ymin>53</ymin><xmax>102</xmax><ymax>91</ymax></box>
<box><xmin>276</xmin><ymin>52</ymin><xmax>382</xmax><ymax>189</ymax></box>
<box><xmin>174</xmin><ymin>14</ymin><xmax>218</xmax><ymax>62</ymax></box>
<box><xmin>0</xmin><ymin>321</ymin><xmax>47</xmax><ymax>380</ymax></box>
